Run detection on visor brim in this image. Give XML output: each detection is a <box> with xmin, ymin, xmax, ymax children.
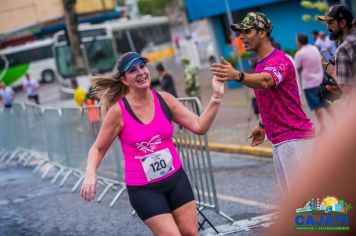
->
<box><xmin>231</xmin><ymin>23</ymin><xmax>253</xmax><ymax>32</ymax></box>
<box><xmin>317</xmin><ymin>16</ymin><xmax>334</xmax><ymax>22</ymax></box>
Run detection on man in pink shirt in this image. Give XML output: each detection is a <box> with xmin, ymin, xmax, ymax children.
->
<box><xmin>211</xmin><ymin>12</ymin><xmax>315</xmax><ymax>194</ymax></box>
<box><xmin>295</xmin><ymin>33</ymin><xmax>334</xmax><ymax>132</ymax></box>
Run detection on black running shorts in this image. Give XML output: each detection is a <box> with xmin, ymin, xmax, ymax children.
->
<box><xmin>126</xmin><ymin>167</ymin><xmax>195</xmax><ymax>221</ymax></box>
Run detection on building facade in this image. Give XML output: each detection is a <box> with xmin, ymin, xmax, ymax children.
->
<box><xmin>184</xmin><ymin>0</ymin><xmax>354</xmax><ymax>60</ymax></box>
<box><xmin>0</xmin><ymin>0</ymin><xmax>116</xmax><ymax>35</ymax></box>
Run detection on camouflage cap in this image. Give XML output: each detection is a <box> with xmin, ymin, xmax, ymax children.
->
<box><xmin>231</xmin><ymin>12</ymin><xmax>273</xmax><ymax>33</ymax></box>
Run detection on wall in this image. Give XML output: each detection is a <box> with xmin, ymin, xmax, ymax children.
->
<box><xmin>208</xmin><ymin>0</ymin><xmax>327</xmax><ymax>61</ymax></box>
<box><xmin>0</xmin><ymin>0</ymin><xmax>116</xmax><ymax>35</ymax></box>
<box><xmin>185</xmin><ymin>0</ymin><xmax>284</xmax><ymax>21</ymax></box>
<box><xmin>263</xmin><ymin>0</ymin><xmax>326</xmax><ymax>49</ymax></box>
<box><xmin>0</xmin><ymin>0</ymin><xmax>63</xmax><ymax>34</ymax></box>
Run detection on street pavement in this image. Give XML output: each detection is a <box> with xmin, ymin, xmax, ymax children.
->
<box><xmin>0</xmin><ymin>152</ymin><xmax>280</xmax><ymax>236</ymax></box>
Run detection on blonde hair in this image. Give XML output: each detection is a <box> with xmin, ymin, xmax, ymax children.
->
<box><xmin>90</xmin><ymin>72</ymin><xmax>128</xmax><ymax>116</ymax></box>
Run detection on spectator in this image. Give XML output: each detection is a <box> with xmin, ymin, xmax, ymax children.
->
<box><xmin>22</xmin><ymin>74</ymin><xmax>40</xmax><ymax>104</ymax></box>
<box><xmin>155</xmin><ymin>63</ymin><xmax>178</xmax><ymax>97</ymax></box>
<box><xmin>318</xmin><ymin>5</ymin><xmax>356</xmax><ymax>96</ymax></box>
<box><xmin>172</xmin><ymin>33</ymin><xmax>180</xmax><ymax>50</ymax></box>
<box><xmin>71</xmin><ymin>79</ymin><xmax>86</xmax><ymax>107</ymax></box>
<box><xmin>211</xmin><ymin>12</ymin><xmax>315</xmax><ymax>194</ymax></box>
<box><xmin>295</xmin><ymin>33</ymin><xmax>334</xmax><ymax>132</ymax></box>
<box><xmin>311</xmin><ymin>30</ymin><xmax>319</xmax><ymax>43</ymax></box>
<box><xmin>0</xmin><ymin>81</ymin><xmax>15</xmax><ymax>108</ymax></box>
<box><xmin>315</xmin><ymin>31</ymin><xmax>336</xmax><ymax>55</ymax></box>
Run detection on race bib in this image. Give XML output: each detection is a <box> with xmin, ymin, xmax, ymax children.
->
<box><xmin>139</xmin><ymin>148</ymin><xmax>174</xmax><ymax>181</ymax></box>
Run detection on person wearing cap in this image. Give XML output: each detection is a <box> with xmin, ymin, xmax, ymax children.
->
<box><xmin>211</xmin><ymin>12</ymin><xmax>315</xmax><ymax>194</ymax></box>
<box><xmin>318</xmin><ymin>5</ymin><xmax>356</xmax><ymax>94</ymax></box>
<box><xmin>80</xmin><ymin>52</ymin><xmax>224</xmax><ymax>235</ymax></box>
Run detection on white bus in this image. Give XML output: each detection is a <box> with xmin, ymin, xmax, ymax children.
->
<box><xmin>53</xmin><ymin>16</ymin><xmax>174</xmax><ymax>93</ymax></box>
<box><xmin>0</xmin><ymin>38</ymin><xmax>57</xmax><ymax>87</ymax></box>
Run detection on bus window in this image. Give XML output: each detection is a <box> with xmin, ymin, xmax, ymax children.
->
<box><xmin>0</xmin><ymin>39</ymin><xmax>56</xmax><ymax>86</ymax></box>
<box><xmin>113</xmin><ymin>30</ymin><xmax>131</xmax><ymax>54</ymax></box>
<box><xmin>55</xmin><ymin>45</ymin><xmax>76</xmax><ymax>78</ymax></box>
<box><xmin>127</xmin><ymin>23</ymin><xmax>172</xmax><ymax>62</ymax></box>
<box><xmin>5</xmin><ymin>46</ymin><xmax>52</xmax><ymax>67</ymax></box>
<box><xmin>84</xmin><ymin>39</ymin><xmax>117</xmax><ymax>73</ymax></box>
<box><xmin>55</xmin><ymin>39</ymin><xmax>116</xmax><ymax>78</ymax></box>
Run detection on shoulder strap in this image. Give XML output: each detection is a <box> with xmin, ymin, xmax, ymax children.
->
<box><xmin>154</xmin><ymin>90</ymin><xmax>172</xmax><ymax>122</ymax></box>
<box><xmin>122</xmin><ymin>97</ymin><xmax>143</xmax><ymax>124</ymax></box>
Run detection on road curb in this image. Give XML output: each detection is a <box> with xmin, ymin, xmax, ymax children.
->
<box><xmin>208</xmin><ymin>142</ymin><xmax>272</xmax><ymax>158</ymax></box>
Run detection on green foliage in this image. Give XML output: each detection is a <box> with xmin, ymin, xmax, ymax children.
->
<box><xmin>301</xmin><ymin>1</ymin><xmax>313</xmax><ymax>9</ymax></box>
<box><xmin>226</xmin><ymin>52</ymin><xmax>252</xmax><ymax>66</ymax></box>
<box><xmin>302</xmin><ymin>14</ymin><xmax>312</xmax><ymax>21</ymax></box>
<box><xmin>283</xmin><ymin>48</ymin><xmax>298</xmax><ymax>57</ymax></box>
<box><xmin>138</xmin><ymin>0</ymin><xmax>170</xmax><ymax>16</ymax></box>
<box><xmin>300</xmin><ymin>0</ymin><xmax>329</xmax><ymax>22</ymax></box>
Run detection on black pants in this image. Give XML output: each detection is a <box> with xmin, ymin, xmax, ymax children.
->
<box><xmin>28</xmin><ymin>95</ymin><xmax>40</xmax><ymax>104</ymax></box>
<box><xmin>127</xmin><ymin>167</ymin><xmax>195</xmax><ymax>221</ymax></box>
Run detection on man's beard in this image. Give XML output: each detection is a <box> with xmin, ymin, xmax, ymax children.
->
<box><xmin>329</xmin><ymin>29</ymin><xmax>342</xmax><ymax>40</ymax></box>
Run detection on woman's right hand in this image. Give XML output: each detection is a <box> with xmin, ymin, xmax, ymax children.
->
<box><xmin>80</xmin><ymin>172</ymin><xmax>97</xmax><ymax>202</ymax></box>
<box><xmin>212</xmin><ymin>75</ymin><xmax>225</xmax><ymax>99</ymax></box>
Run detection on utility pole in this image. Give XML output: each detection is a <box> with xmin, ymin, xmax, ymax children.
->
<box><xmin>178</xmin><ymin>0</ymin><xmax>191</xmax><ymax>38</ymax></box>
<box><xmin>63</xmin><ymin>0</ymin><xmax>86</xmax><ymax>76</ymax></box>
<box><xmin>224</xmin><ymin>0</ymin><xmax>244</xmax><ymax>72</ymax></box>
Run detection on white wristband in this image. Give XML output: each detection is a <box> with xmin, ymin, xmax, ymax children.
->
<box><xmin>210</xmin><ymin>96</ymin><xmax>222</xmax><ymax>104</ymax></box>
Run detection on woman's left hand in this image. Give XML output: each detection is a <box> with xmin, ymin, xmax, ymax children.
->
<box><xmin>212</xmin><ymin>75</ymin><xmax>225</xmax><ymax>99</ymax></box>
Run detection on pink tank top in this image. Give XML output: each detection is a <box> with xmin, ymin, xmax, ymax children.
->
<box><xmin>118</xmin><ymin>90</ymin><xmax>182</xmax><ymax>186</ymax></box>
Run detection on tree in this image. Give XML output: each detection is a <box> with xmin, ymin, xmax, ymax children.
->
<box><xmin>301</xmin><ymin>0</ymin><xmax>329</xmax><ymax>22</ymax></box>
<box><xmin>63</xmin><ymin>0</ymin><xmax>87</xmax><ymax>75</ymax></box>
<box><xmin>138</xmin><ymin>0</ymin><xmax>170</xmax><ymax>16</ymax></box>
<box><xmin>344</xmin><ymin>202</ymin><xmax>352</xmax><ymax>214</ymax></box>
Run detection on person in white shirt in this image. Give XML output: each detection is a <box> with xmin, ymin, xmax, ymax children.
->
<box><xmin>0</xmin><ymin>81</ymin><xmax>15</xmax><ymax>108</ymax></box>
<box><xmin>295</xmin><ymin>33</ymin><xmax>334</xmax><ymax>132</ymax></box>
<box><xmin>22</xmin><ymin>74</ymin><xmax>40</xmax><ymax>104</ymax></box>
<box><xmin>315</xmin><ymin>31</ymin><xmax>336</xmax><ymax>55</ymax></box>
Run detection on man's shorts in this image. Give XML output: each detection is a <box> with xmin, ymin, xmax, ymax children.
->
<box><xmin>126</xmin><ymin>167</ymin><xmax>195</xmax><ymax>221</ymax></box>
<box><xmin>304</xmin><ymin>87</ymin><xmax>328</xmax><ymax>111</ymax></box>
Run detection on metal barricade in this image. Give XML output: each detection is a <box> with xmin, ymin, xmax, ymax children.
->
<box><xmin>0</xmin><ymin>104</ymin><xmax>34</xmax><ymax>164</ymax></box>
<box><xmin>9</xmin><ymin>104</ymin><xmax>33</xmax><ymax>164</ymax></box>
<box><xmin>175</xmin><ymin>97</ymin><xmax>234</xmax><ymax>226</ymax></box>
<box><xmin>81</xmin><ymin>106</ymin><xmax>126</xmax><ymax>204</ymax></box>
<box><xmin>24</xmin><ymin>103</ymin><xmax>48</xmax><ymax>158</ymax></box>
<box><xmin>0</xmin><ymin>97</ymin><xmax>232</xmax><ymax>232</ymax></box>
<box><xmin>0</xmin><ymin>107</ymin><xmax>15</xmax><ymax>161</ymax></box>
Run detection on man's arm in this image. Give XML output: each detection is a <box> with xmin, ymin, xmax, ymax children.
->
<box><xmin>211</xmin><ymin>58</ymin><xmax>275</xmax><ymax>89</ymax></box>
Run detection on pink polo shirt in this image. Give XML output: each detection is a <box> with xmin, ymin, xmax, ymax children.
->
<box><xmin>254</xmin><ymin>49</ymin><xmax>315</xmax><ymax>145</ymax></box>
<box><xmin>294</xmin><ymin>44</ymin><xmax>324</xmax><ymax>89</ymax></box>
